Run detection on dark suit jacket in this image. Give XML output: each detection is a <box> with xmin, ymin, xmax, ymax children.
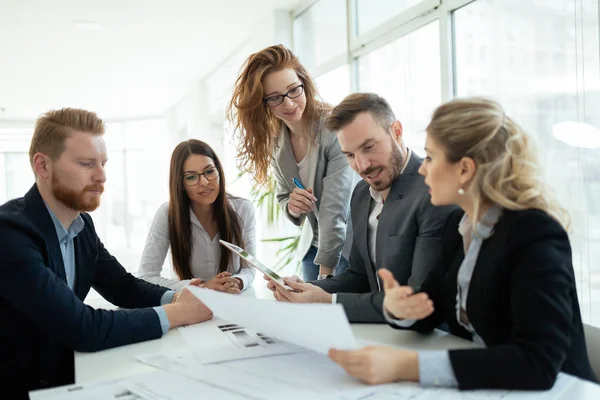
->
<box><xmin>408</xmin><ymin>208</ymin><xmax>597</xmax><ymax>390</ymax></box>
<box><xmin>0</xmin><ymin>185</ymin><xmax>170</xmax><ymax>398</ymax></box>
<box><xmin>313</xmin><ymin>153</ymin><xmax>456</xmax><ymax>322</ymax></box>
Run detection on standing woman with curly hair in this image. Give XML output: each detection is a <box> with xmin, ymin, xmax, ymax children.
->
<box><xmin>227</xmin><ymin>45</ymin><xmax>356</xmax><ymax>281</ymax></box>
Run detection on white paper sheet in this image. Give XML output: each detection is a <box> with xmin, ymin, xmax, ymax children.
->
<box><xmin>368</xmin><ymin>372</ymin><xmax>577</xmax><ymax>400</ymax></box>
<box><xmin>136</xmin><ymin>349</ymin><xmax>376</xmax><ymax>400</ymax></box>
<box><xmin>178</xmin><ymin>316</ymin><xmax>306</xmax><ymax>364</ymax></box>
<box><xmin>29</xmin><ymin>370</ymin><xmax>245</xmax><ymax>400</ymax></box>
<box><xmin>187</xmin><ymin>285</ymin><xmax>357</xmax><ymax>354</ymax></box>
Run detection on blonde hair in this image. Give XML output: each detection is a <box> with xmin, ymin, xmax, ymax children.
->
<box><xmin>29</xmin><ymin>108</ymin><xmax>105</xmax><ymax>170</ymax></box>
<box><xmin>226</xmin><ymin>44</ymin><xmax>330</xmax><ymax>185</ymax></box>
<box><xmin>427</xmin><ymin>97</ymin><xmax>570</xmax><ymax>230</ymax></box>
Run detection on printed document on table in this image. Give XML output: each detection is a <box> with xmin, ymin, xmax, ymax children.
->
<box><xmin>136</xmin><ymin>349</ymin><xmax>376</xmax><ymax>400</ymax></box>
<box><xmin>178</xmin><ymin>316</ymin><xmax>306</xmax><ymax>364</ymax></box>
<box><xmin>29</xmin><ymin>369</ymin><xmax>245</xmax><ymax>400</ymax></box>
<box><xmin>187</xmin><ymin>285</ymin><xmax>357</xmax><ymax>354</ymax></box>
<box><xmin>368</xmin><ymin>372</ymin><xmax>578</xmax><ymax>400</ymax></box>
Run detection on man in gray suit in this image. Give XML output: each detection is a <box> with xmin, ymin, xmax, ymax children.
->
<box><xmin>269</xmin><ymin>93</ymin><xmax>455</xmax><ymax>323</ymax></box>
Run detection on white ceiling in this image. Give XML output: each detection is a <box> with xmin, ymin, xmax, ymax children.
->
<box><xmin>0</xmin><ymin>0</ymin><xmax>300</xmax><ymax>121</ymax></box>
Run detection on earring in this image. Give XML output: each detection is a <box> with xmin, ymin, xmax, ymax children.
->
<box><xmin>458</xmin><ymin>188</ymin><xmax>465</xmax><ymax>195</ymax></box>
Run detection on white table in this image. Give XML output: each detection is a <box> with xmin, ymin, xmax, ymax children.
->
<box><xmin>78</xmin><ymin>290</ymin><xmax>600</xmax><ymax>399</ymax></box>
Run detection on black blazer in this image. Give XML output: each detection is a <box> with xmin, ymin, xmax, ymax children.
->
<box><xmin>314</xmin><ymin>153</ymin><xmax>456</xmax><ymax>322</ymax></box>
<box><xmin>407</xmin><ymin>208</ymin><xmax>597</xmax><ymax>390</ymax></box>
<box><xmin>0</xmin><ymin>185</ymin><xmax>170</xmax><ymax>398</ymax></box>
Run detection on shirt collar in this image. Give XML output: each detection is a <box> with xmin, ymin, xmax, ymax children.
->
<box><xmin>44</xmin><ymin>202</ymin><xmax>85</xmax><ymax>242</ymax></box>
<box><xmin>369</xmin><ymin>149</ymin><xmax>412</xmax><ymax>203</ymax></box>
<box><xmin>458</xmin><ymin>204</ymin><xmax>503</xmax><ymax>239</ymax></box>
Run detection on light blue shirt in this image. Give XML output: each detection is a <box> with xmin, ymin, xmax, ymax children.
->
<box><xmin>45</xmin><ymin>203</ymin><xmax>173</xmax><ymax>334</ymax></box>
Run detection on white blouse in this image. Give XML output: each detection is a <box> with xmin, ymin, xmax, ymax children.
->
<box><xmin>137</xmin><ymin>196</ymin><xmax>256</xmax><ymax>291</ymax></box>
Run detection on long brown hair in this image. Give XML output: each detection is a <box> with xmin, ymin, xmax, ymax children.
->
<box><xmin>226</xmin><ymin>44</ymin><xmax>330</xmax><ymax>185</ymax></box>
<box><xmin>168</xmin><ymin>139</ymin><xmax>244</xmax><ymax>279</ymax></box>
<box><xmin>427</xmin><ymin>97</ymin><xmax>570</xmax><ymax>230</ymax></box>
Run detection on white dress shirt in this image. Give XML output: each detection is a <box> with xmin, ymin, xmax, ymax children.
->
<box><xmin>138</xmin><ymin>196</ymin><xmax>256</xmax><ymax>291</ymax></box>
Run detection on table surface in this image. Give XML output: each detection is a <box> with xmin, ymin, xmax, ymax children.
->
<box><xmin>76</xmin><ymin>288</ymin><xmax>600</xmax><ymax>399</ymax></box>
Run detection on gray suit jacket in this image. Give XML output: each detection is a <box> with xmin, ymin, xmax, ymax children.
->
<box><xmin>270</xmin><ymin>120</ymin><xmax>358</xmax><ymax>268</ymax></box>
<box><xmin>313</xmin><ymin>153</ymin><xmax>457</xmax><ymax>322</ymax></box>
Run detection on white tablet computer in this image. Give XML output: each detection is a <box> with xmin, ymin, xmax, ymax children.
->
<box><xmin>219</xmin><ymin>239</ymin><xmax>291</xmax><ymax>290</ymax></box>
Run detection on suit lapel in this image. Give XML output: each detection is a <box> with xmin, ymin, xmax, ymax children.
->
<box><xmin>73</xmin><ymin>236</ymin><xmax>85</xmax><ymax>299</ymax></box>
<box><xmin>24</xmin><ymin>185</ymin><xmax>68</xmax><ymax>284</ymax></box>
<box><xmin>465</xmin><ymin>214</ymin><xmax>508</xmax><ymax>334</ymax></box>
<box><xmin>373</xmin><ymin>152</ymin><xmax>424</xmax><ymax>287</ymax></box>
<box><xmin>374</xmin><ymin>176</ymin><xmax>420</xmax><ymax>271</ymax></box>
<box><xmin>273</xmin><ymin>127</ymin><xmax>299</xmax><ymax>191</ymax></box>
<box><xmin>305</xmin><ymin>134</ymin><xmax>320</xmax><ymax>192</ymax></box>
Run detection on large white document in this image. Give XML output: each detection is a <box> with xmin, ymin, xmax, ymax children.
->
<box><xmin>178</xmin><ymin>316</ymin><xmax>306</xmax><ymax>364</ymax></box>
<box><xmin>136</xmin><ymin>349</ymin><xmax>375</xmax><ymax>400</ymax></box>
<box><xmin>369</xmin><ymin>373</ymin><xmax>578</xmax><ymax>399</ymax></box>
<box><xmin>187</xmin><ymin>285</ymin><xmax>357</xmax><ymax>354</ymax></box>
<box><xmin>29</xmin><ymin>370</ymin><xmax>246</xmax><ymax>400</ymax></box>
<box><xmin>136</xmin><ymin>350</ymin><xmax>584</xmax><ymax>400</ymax></box>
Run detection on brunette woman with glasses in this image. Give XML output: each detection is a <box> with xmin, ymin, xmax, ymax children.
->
<box><xmin>227</xmin><ymin>44</ymin><xmax>356</xmax><ymax>282</ymax></box>
<box><xmin>138</xmin><ymin>139</ymin><xmax>256</xmax><ymax>293</ymax></box>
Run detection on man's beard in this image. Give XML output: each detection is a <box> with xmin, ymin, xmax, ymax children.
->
<box><xmin>361</xmin><ymin>137</ymin><xmax>404</xmax><ymax>191</ymax></box>
<box><xmin>52</xmin><ymin>175</ymin><xmax>103</xmax><ymax>212</ymax></box>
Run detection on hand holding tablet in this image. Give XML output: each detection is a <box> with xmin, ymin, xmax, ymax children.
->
<box><xmin>219</xmin><ymin>240</ymin><xmax>293</xmax><ymax>291</ymax></box>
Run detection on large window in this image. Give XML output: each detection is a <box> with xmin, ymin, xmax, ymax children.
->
<box><xmin>294</xmin><ymin>0</ymin><xmax>600</xmax><ymax>327</ymax></box>
<box><xmin>315</xmin><ymin>64</ymin><xmax>351</xmax><ymax>105</ymax></box>
<box><xmin>358</xmin><ymin>21</ymin><xmax>441</xmax><ymax>156</ymax></box>
<box><xmin>454</xmin><ymin>0</ymin><xmax>600</xmax><ymax>325</ymax></box>
<box><xmin>97</xmin><ymin>119</ymin><xmax>171</xmax><ymax>271</ymax></box>
<box><xmin>356</xmin><ymin>0</ymin><xmax>430</xmax><ymax>35</ymax></box>
<box><xmin>294</xmin><ymin>0</ymin><xmax>348</xmax><ymax>72</ymax></box>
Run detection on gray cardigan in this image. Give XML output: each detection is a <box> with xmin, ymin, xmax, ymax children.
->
<box><xmin>270</xmin><ymin>120</ymin><xmax>357</xmax><ymax>268</ymax></box>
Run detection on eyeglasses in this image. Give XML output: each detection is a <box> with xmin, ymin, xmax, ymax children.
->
<box><xmin>182</xmin><ymin>168</ymin><xmax>220</xmax><ymax>186</ymax></box>
<box><xmin>263</xmin><ymin>84</ymin><xmax>304</xmax><ymax>107</ymax></box>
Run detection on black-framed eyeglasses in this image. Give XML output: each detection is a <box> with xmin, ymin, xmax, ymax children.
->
<box><xmin>263</xmin><ymin>84</ymin><xmax>304</xmax><ymax>107</ymax></box>
<box><xmin>182</xmin><ymin>168</ymin><xmax>220</xmax><ymax>186</ymax></box>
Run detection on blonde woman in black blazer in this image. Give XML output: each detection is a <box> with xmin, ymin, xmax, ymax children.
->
<box><xmin>329</xmin><ymin>97</ymin><xmax>597</xmax><ymax>390</ymax></box>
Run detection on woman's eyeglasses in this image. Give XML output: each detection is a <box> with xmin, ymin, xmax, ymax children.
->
<box><xmin>263</xmin><ymin>84</ymin><xmax>304</xmax><ymax>107</ymax></box>
<box><xmin>182</xmin><ymin>168</ymin><xmax>220</xmax><ymax>186</ymax></box>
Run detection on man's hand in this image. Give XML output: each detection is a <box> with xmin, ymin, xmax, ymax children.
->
<box><xmin>163</xmin><ymin>287</ymin><xmax>213</xmax><ymax>329</ymax></box>
<box><xmin>204</xmin><ymin>272</ymin><xmax>241</xmax><ymax>294</ymax></box>
<box><xmin>263</xmin><ymin>274</ymin><xmax>303</xmax><ymax>293</ymax></box>
<box><xmin>328</xmin><ymin>346</ymin><xmax>419</xmax><ymax>385</ymax></box>
<box><xmin>379</xmin><ymin>268</ymin><xmax>433</xmax><ymax>320</ymax></box>
<box><xmin>273</xmin><ymin>278</ymin><xmax>332</xmax><ymax>303</ymax></box>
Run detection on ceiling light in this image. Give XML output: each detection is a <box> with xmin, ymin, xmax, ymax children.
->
<box><xmin>552</xmin><ymin>121</ymin><xmax>600</xmax><ymax>149</ymax></box>
<box><xmin>72</xmin><ymin>21</ymin><xmax>104</xmax><ymax>31</ymax></box>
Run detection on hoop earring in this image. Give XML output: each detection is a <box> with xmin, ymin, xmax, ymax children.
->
<box><xmin>458</xmin><ymin>188</ymin><xmax>465</xmax><ymax>195</ymax></box>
